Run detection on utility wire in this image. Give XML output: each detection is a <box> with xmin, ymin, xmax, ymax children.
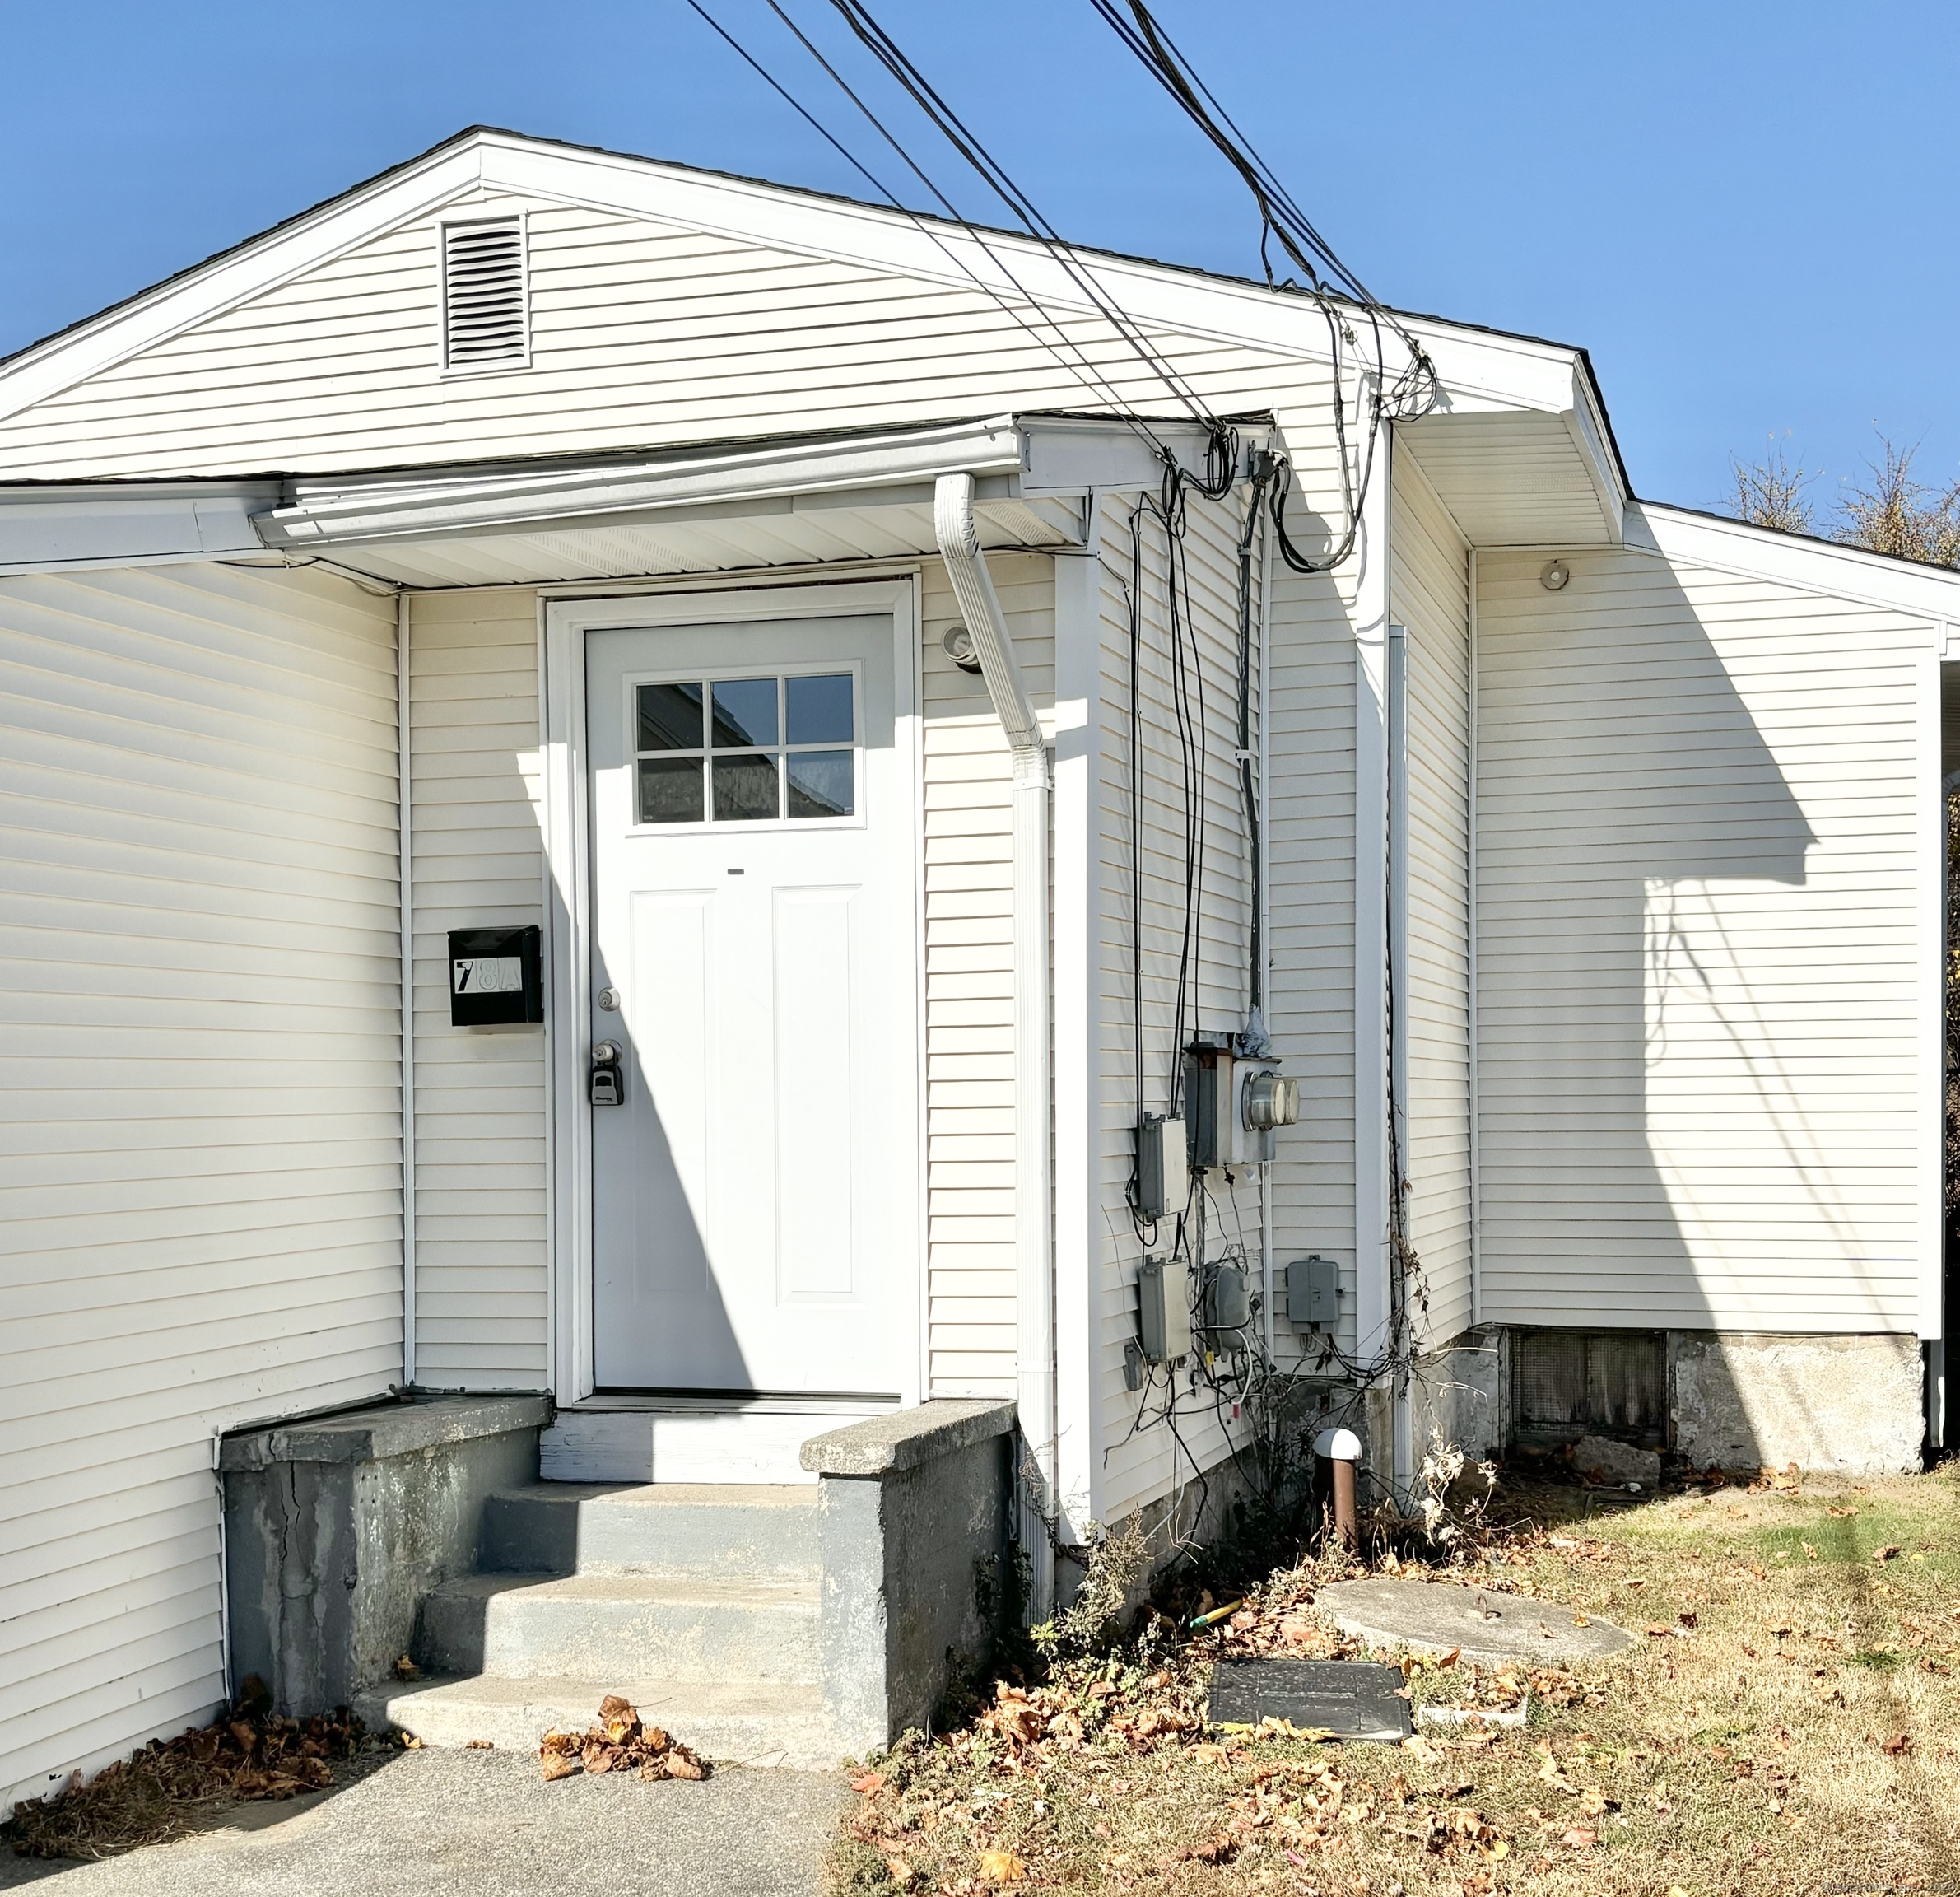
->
<box><xmin>819</xmin><ymin>0</ymin><xmax>1226</xmax><ymax>438</ymax></box>
<box><xmin>1090</xmin><ymin>0</ymin><xmax>1440</xmax><ymax>571</ymax></box>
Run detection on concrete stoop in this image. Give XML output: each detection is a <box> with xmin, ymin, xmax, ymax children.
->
<box><xmin>356</xmin><ymin>1482</ymin><xmax>840</xmax><ymax>1770</ymax></box>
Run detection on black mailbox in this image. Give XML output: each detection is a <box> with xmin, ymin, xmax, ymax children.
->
<box><xmin>448</xmin><ymin>925</ymin><xmax>543</xmax><ymax>1026</ymax></box>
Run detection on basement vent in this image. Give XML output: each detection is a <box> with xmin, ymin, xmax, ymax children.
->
<box><xmin>441</xmin><ymin>218</ymin><xmax>528</xmax><ymax>371</ymax></box>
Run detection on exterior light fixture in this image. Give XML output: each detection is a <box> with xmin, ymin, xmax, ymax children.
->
<box><xmin>942</xmin><ymin>625</ymin><xmax>984</xmax><ymax>674</ymax></box>
<box><xmin>1540</xmin><ymin>559</ymin><xmax>1571</xmax><ymax>591</ymax></box>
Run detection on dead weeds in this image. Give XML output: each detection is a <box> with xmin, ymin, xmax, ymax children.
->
<box><xmin>3</xmin><ymin>1680</ymin><xmax>386</xmax><ymax>1862</ymax></box>
<box><xmin>827</xmin><ymin>1461</ymin><xmax>1960</xmax><ymax>1895</ymax></box>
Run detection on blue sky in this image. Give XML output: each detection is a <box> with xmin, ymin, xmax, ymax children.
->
<box><xmin>2</xmin><ymin>0</ymin><xmax>1953</xmax><ymax>515</ymax></box>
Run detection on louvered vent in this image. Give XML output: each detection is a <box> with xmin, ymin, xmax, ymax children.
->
<box><xmin>441</xmin><ymin>218</ymin><xmax>528</xmax><ymax>371</ymax></box>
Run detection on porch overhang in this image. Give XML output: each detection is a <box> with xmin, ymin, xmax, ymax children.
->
<box><xmin>246</xmin><ymin>413</ymin><xmax>1225</xmax><ymax>588</ymax></box>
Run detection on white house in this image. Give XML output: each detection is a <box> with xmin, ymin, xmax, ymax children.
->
<box><xmin>2</xmin><ymin>126</ymin><xmax>1952</xmax><ymax>1803</ymax></box>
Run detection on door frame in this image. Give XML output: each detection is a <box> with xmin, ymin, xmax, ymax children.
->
<box><xmin>540</xmin><ymin>576</ymin><xmax>925</xmax><ymax>1407</ymax></box>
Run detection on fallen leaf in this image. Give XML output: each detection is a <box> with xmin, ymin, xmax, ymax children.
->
<box><xmin>1882</xmin><ymin>1732</ymin><xmax>1912</xmax><ymax>1757</ymax></box>
<box><xmin>1678</xmin><ymin>1610</ymin><xmax>1698</xmax><ymax>1629</ymax></box>
<box><xmin>1562</xmin><ymin>1826</ymin><xmax>1599</xmax><ymax>1848</ymax></box>
<box><xmin>978</xmin><ymin>1848</ymin><xmax>1027</xmax><ymax>1884</ymax></box>
<box><xmin>1645</xmin><ymin>1623</ymin><xmax>1674</xmax><ymax>1638</ymax></box>
<box><xmin>851</xmin><ymin>1770</ymin><xmax>888</xmax><ymax>1794</ymax></box>
<box><xmin>392</xmin><ymin>1655</ymin><xmax>421</xmax><ymax>1682</ymax></box>
<box><xmin>464</xmin><ymin>1739</ymin><xmax>493</xmax><ymax>1750</ymax></box>
<box><xmin>1578</xmin><ymin>1787</ymin><xmax>1608</xmax><ymax>1815</ymax></box>
<box><xmin>1874</xmin><ymin>1545</ymin><xmax>1903</xmax><ymax>1563</ymax></box>
<box><xmin>885</xmin><ymin>1856</ymin><xmax>916</xmax><ymax>1890</ymax></box>
<box><xmin>1573</xmin><ymin>1612</ymin><xmax>1590</xmax><ymax>1627</ymax></box>
<box><xmin>541</xmin><ymin>1750</ymin><xmax>578</xmax><ymax>1781</ymax></box>
<box><xmin>1802</xmin><ymin>1544</ymin><xmax>1818</xmax><ymax>1561</ymax></box>
<box><xmin>1402</xmin><ymin>1736</ymin><xmax>1444</xmax><ymax>1767</ymax></box>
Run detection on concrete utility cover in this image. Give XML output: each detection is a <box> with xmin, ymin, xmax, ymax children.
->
<box><xmin>1312</xmin><ymin>1579</ymin><xmax>1632</xmax><ymax>1665</ymax></box>
<box><xmin>1207</xmin><ymin>1658</ymin><xmax>1413</xmax><ymax>1741</ymax></box>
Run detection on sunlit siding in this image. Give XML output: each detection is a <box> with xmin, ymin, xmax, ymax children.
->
<box><xmin>405</xmin><ymin>588</ymin><xmax>549</xmax><ymax>1386</ymax></box>
<box><xmin>1391</xmin><ymin>458</ymin><xmax>1473</xmax><ymax>1344</ymax></box>
<box><xmin>0</xmin><ymin>198</ymin><xmax>1298</xmax><ymax>481</ymax></box>
<box><xmin>1475</xmin><ymin>547</ymin><xmax>1925</xmax><ymax>1331</ymax></box>
<box><xmin>0</xmin><ymin>562</ymin><xmax>400</xmax><ymax>1813</ymax></box>
<box><xmin>920</xmin><ymin>554</ymin><xmax>1053</xmax><ymax>1399</ymax></box>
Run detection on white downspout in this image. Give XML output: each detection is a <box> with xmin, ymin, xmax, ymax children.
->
<box><xmin>398</xmin><ymin>590</ymin><xmax>417</xmax><ymax>1390</ymax></box>
<box><xmin>934</xmin><ymin>472</ymin><xmax>1055</xmax><ymax>1620</ymax></box>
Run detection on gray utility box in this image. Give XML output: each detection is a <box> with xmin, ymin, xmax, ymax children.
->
<box><xmin>1200</xmin><ymin>1262</ymin><xmax>1252</xmax><ymax>1342</ymax></box>
<box><xmin>1138</xmin><ymin>1256</ymin><xmax>1193</xmax><ymax>1363</ymax></box>
<box><xmin>1286</xmin><ymin>1255</ymin><xmax>1339</xmax><ymax>1330</ymax></box>
<box><xmin>1134</xmin><ymin>1114</ymin><xmax>1188</xmax><ymax>1221</ymax></box>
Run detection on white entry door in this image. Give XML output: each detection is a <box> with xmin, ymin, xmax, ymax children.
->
<box><xmin>584</xmin><ymin>605</ymin><xmax>915</xmax><ymax>1396</ymax></box>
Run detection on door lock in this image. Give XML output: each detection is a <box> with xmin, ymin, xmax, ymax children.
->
<box><xmin>590</xmin><ymin>1039</ymin><xmax>624</xmax><ymax>1107</ymax></box>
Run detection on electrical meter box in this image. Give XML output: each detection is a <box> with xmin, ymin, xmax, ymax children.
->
<box><xmin>1199</xmin><ymin>1261</ymin><xmax>1251</xmax><ymax>1341</ymax></box>
<box><xmin>1188</xmin><ymin>1037</ymin><xmax>1301</xmax><ymax>1168</ymax></box>
<box><xmin>1286</xmin><ymin>1254</ymin><xmax>1339</xmax><ymax>1330</ymax></box>
<box><xmin>1138</xmin><ymin>1256</ymin><xmax>1192</xmax><ymax>1363</ymax></box>
<box><xmin>1134</xmin><ymin>1115</ymin><xmax>1188</xmax><ymax>1220</ymax></box>
<box><xmin>448</xmin><ymin>925</ymin><xmax>543</xmax><ymax>1027</ymax></box>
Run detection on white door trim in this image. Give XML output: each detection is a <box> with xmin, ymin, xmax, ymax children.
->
<box><xmin>541</xmin><ymin>576</ymin><xmax>925</xmax><ymax>1407</ymax></box>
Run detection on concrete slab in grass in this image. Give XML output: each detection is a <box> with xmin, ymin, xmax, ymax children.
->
<box><xmin>1313</xmin><ymin>1579</ymin><xmax>1633</xmax><ymax>1665</ymax></box>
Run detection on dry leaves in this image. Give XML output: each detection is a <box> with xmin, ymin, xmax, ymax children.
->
<box><xmin>538</xmin><ymin>1695</ymin><xmax>709</xmax><ymax>1783</ymax></box>
<box><xmin>977</xmin><ymin>1846</ymin><xmax>1027</xmax><ymax>1882</ymax></box>
<box><xmin>4</xmin><ymin>1680</ymin><xmax>372</xmax><ymax>1861</ymax></box>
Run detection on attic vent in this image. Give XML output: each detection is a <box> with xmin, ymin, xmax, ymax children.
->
<box><xmin>441</xmin><ymin>218</ymin><xmax>528</xmax><ymax>371</ymax></box>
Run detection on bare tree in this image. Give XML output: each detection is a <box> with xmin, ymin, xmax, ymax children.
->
<box><xmin>1835</xmin><ymin>436</ymin><xmax>1960</xmax><ymax>567</ymax></box>
<box><xmin>1730</xmin><ymin>436</ymin><xmax>1815</xmax><ymax>534</ymax></box>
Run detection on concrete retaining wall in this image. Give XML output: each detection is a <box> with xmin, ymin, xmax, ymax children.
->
<box><xmin>221</xmin><ymin>1394</ymin><xmax>550</xmax><ymax>1714</ymax></box>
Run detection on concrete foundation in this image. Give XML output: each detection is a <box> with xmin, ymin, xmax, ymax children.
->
<box><xmin>1337</xmin><ymin>1324</ymin><xmax>1925</xmax><ymax>1485</ymax></box>
<box><xmin>801</xmin><ymin>1398</ymin><xmax>1015</xmax><ymax>1755</ymax></box>
<box><xmin>221</xmin><ymin>1393</ymin><xmax>550</xmax><ymax>1714</ymax></box>
<box><xmin>1670</xmin><ymin>1331</ymin><xmax>1924</xmax><ymax>1475</ymax></box>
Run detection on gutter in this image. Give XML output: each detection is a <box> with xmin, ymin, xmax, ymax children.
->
<box><xmin>933</xmin><ymin>471</ymin><xmax>1056</xmax><ymax>1620</ymax></box>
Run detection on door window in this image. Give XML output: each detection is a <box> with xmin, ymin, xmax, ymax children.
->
<box><xmin>632</xmin><ymin>672</ymin><xmax>856</xmax><ymax>825</ymax></box>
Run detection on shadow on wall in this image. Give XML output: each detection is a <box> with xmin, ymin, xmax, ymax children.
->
<box><xmin>1473</xmin><ymin>550</ymin><xmax>1928</xmax><ymax>1471</ymax></box>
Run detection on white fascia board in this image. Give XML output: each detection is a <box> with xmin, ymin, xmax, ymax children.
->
<box><xmin>0</xmin><ymin>128</ymin><xmax>1592</xmax><ymax>436</ymax></box>
<box><xmin>0</xmin><ymin>147</ymin><xmax>490</xmax><ymax>423</ymax></box>
<box><xmin>1631</xmin><ymin>501</ymin><xmax>1960</xmax><ymax>621</ymax></box>
<box><xmin>1563</xmin><ymin>369</ymin><xmax>1627</xmax><ymax>541</ymax></box>
<box><xmin>0</xmin><ymin>481</ymin><xmax>280</xmax><ymax>576</ymax></box>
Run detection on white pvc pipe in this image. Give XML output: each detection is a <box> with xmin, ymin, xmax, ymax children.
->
<box><xmin>933</xmin><ymin>473</ymin><xmax>1055</xmax><ymax>1618</ymax></box>
<box><xmin>397</xmin><ymin>590</ymin><xmax>417</xmax><ymax>1389</ymax></box>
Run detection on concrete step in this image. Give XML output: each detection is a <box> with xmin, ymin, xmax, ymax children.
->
<box><xmin>481</xmin><ymin>1482</ymin><xmax>821</xmax><ymax>1579</ymax></box>
<box><xmin>417</xmin><ymin>1572</ymin><xmax>821</xmax><ymax>1684</ymax></box>
<box><xmin>356</xmin><ymin>1673</ymin><xmax>838</xmax><ymax>1771</ymax></box>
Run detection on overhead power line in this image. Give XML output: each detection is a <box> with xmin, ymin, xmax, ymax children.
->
<box><xmin>1090</xmin><ymin>0</ymin><xmax>1440</xmax><ymax>571</ymax></box>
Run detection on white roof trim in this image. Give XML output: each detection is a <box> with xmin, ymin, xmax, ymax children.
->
<box><xmin>0</xmin><ymin>129</ymin><xmax>1599</xmax><ymax>435</ymax></box>
<box><xmin>0</xmin><ymin>481</ymin><xmax>277</xmax><ymax>576</ymax></box>
<box><xmin>1629</xmin><ymin>501</ymin><xmax>1960</xmax><ymax>622</ymax></box>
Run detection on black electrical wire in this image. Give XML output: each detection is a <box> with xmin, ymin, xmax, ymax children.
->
<box><xmin>683</xmin><ymin>0</ymin><xmax>1169</xmax><ymax>438</ymax></box>
<box><xmin>822</xmin><ymin>0</ymin><xmax>1223</xmax><ymax>435</ymax></box>
<box><xmin>1090</xmin><ymin>0</ymin><xmax>1440</xmax><ymax>572</ymax></box>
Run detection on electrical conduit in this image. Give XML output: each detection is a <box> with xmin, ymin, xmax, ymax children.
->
<box><xmin>933</xmin><ymin>472</ymin><xmax>1056</xmax><ymax>1620</ymax></box>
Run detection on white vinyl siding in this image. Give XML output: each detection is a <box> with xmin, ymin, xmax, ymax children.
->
<box><xmin>0</xmin><ymin>199</ymin><xmax>1303</xmax><ymax>482</ymax></box>
<box><xmin>406</xmin><ymin>589</ymin><xmax>549</xmax><ymax>1386</ymax></box>
<box><xmin>0</xmin><ymin>562</ymin><xmax>400</xmax><ymax>1813</ymax></box>
<box><xmin>920</xmin><ymin>555</ymin><xmax>1053</xmax><ymax>1398</ymax></box>
<box><xmin>1391</xmin><ymin>457</ymin><xmax>1473</xmax><ymax>1344</ymax></box>
<box><xmin>1092</xmin><ymin>485</ymin><xmax>1264</xmax><ymax>1523</ymax></box>
<box><xmin>1475</xmin><ymin>548</ymin><xmax>1925</xmax><ymax>1331</ymax></box>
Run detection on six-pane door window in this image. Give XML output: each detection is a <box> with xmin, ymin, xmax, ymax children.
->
<box><xmin>634</xmin><ymin>673</ymin><xmax>855</xmax><ymax>824</ymax></box>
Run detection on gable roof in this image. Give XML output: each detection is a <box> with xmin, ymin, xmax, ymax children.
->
<box><xmin>0</xmin><ymin>125</ymin><xmax>1621</xmax><ymax>467</ymax></box>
